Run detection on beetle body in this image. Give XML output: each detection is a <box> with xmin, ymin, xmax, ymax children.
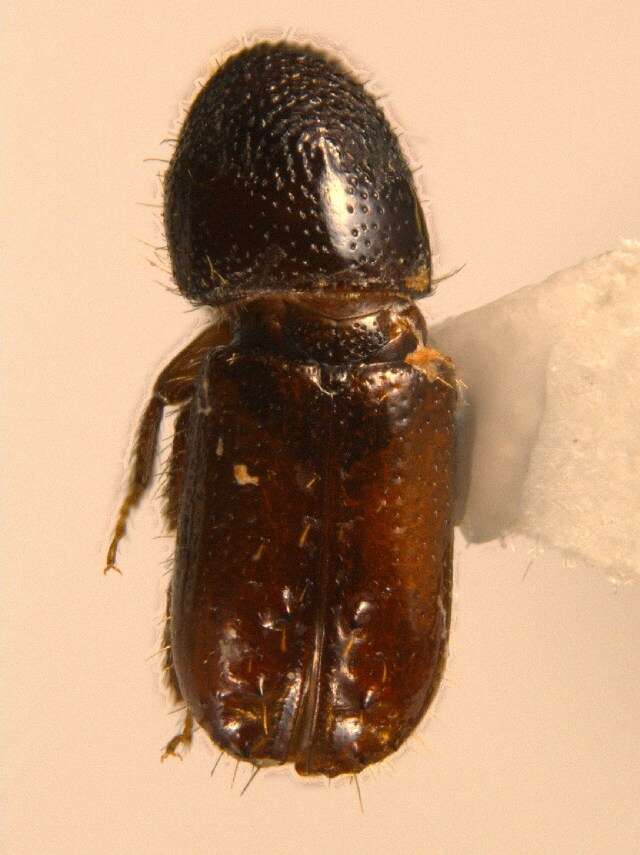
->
<box><xmin>106</xmin><ymin>42</ymin><xmax>456</xmax><ymax>778</ymax></box>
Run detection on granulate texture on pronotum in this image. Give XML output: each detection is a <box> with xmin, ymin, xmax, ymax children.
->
<box><xmin>105</xmin><ymin>41</ymin><xmax>456</xmax><ymax>778</ymax></box>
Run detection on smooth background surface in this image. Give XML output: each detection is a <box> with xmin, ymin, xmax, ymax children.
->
<box><xmin>4</xmin><ymin>2</ymin><xmax>639</xmax><ymax>853</ymax></box>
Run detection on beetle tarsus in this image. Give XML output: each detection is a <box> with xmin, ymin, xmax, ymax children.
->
<box><xmin>160</xmin><ymin>710</ymin><xmax>194</xmax><ymax>762</ymax></box>
<box><xmin>103</xmin><ymin>562</ymin><xmax>122</xmax><ymax>575</ymax></box>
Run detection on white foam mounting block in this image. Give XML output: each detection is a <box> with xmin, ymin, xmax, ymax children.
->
<box><xmin>432</xmin><ymin>241</ymin><xmax>640</xmax><ymax>577</ymax></box>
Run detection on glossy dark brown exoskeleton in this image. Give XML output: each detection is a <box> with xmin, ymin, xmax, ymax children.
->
<box><xmin>105</xmin><ymin>41</ymin><xmax>456</xmax><ymax>778</ymax></box>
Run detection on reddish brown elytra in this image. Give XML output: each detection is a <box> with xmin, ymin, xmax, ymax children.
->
<box><xmin>106</xmin><ymin>41</ymin><xmax>456</xmax><ymax>779</ymax></box>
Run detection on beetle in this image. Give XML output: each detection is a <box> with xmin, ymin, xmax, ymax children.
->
<box><xmin>105</xmin><ymin>41</ymin><xmax>456</xmax><ymax>778</ymax></box>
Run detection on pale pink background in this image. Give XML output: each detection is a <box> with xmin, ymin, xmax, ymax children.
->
<box><xmin>4</xmin><ymin>2</ymin><xmax>639</xmax><ymax>854</ymax></box>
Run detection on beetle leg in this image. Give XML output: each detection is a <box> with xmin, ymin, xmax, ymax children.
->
<box><xmin>161</xmin><ymin>404</ymin><xmax>191</xmax><ymax>532</ymax></box>
<box><xmin>160</xmin><ymin>588</ymin><xmax>194</xmax><ymax>761</ymax></box>
<box><xmin>160</xmin><ymin>709</ymin><xmax>194</xmax><ymax>762</ymax></box>
<box><xmin>161</xmin><ymin>588</ymin><xmax>182</xmax><ymax>704</ymax></box>
<box><xmin>103</xmin><ymin>393</ymin><xmax>165</xmax><ymax>574</ymax></box>
<box><xmin>103</xmin><ymin>320</ymin><xmax>230</xmax><ymax>574</ymax></box>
